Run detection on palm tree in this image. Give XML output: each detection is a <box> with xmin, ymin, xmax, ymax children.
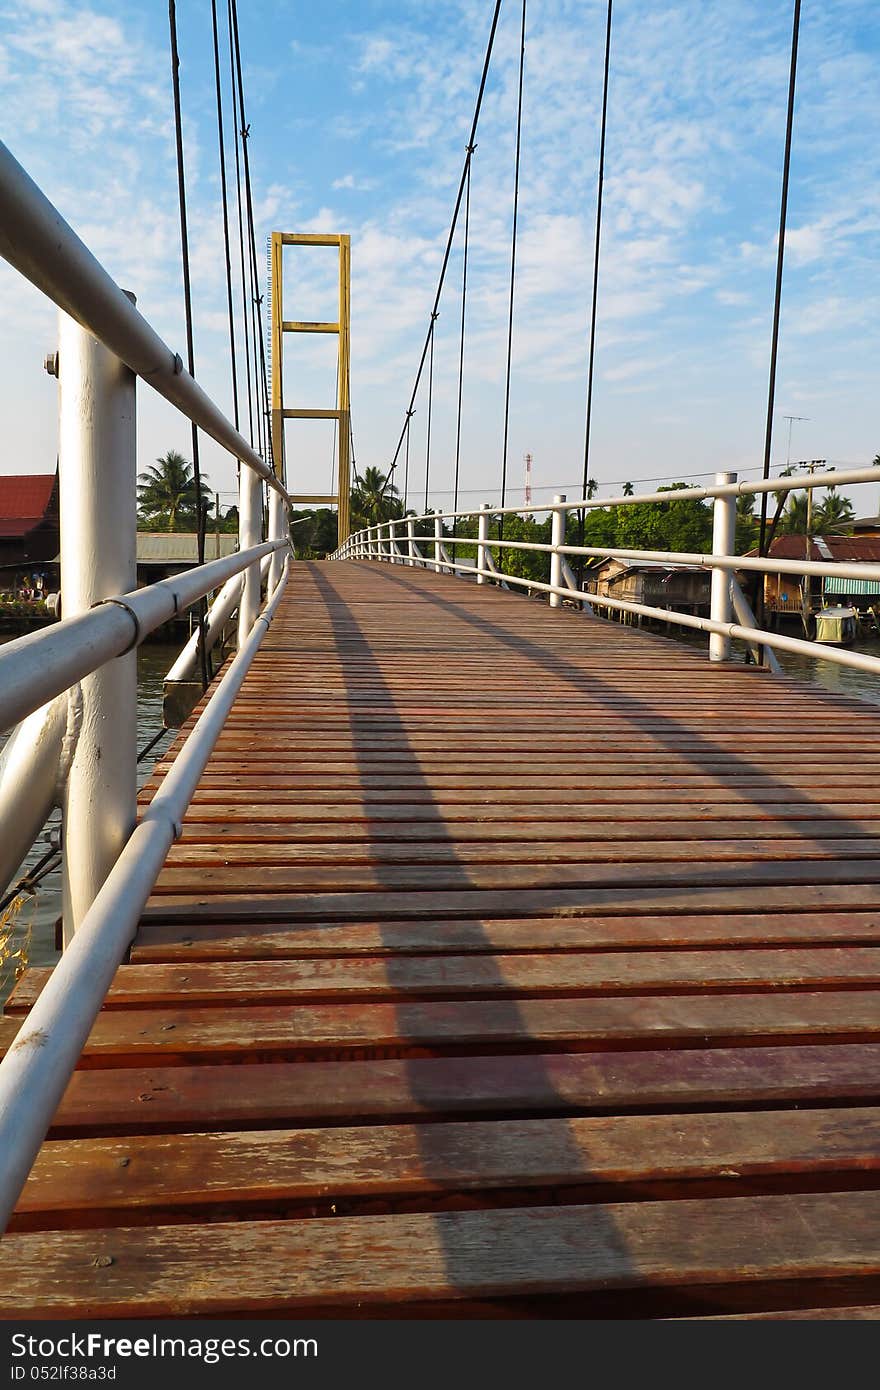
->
<box><xmin>622</xmin><ymin>481</ymin><xmax>634</xmax><ymax>497</ymax></box>
<box><xmin>781</xmin><ymin>493</ymin><xmax>809</xmax><ymax>535</ymax></box>
<box><xmin>586</xmin><ymin>478</ymin><xmax>599</xmax><ymax>499</ymax></box>
<box><xmin>735</xmin><ymin>493</ymin><xmax>759</xmax><ymax>552</ymax></box>
<box><xmin>137</xmin><ymin>451</ymin><xmax>205</xmax><ymax>531</ymax></box>
<box><xmin>815</xmin><ymin>492</ymin><xmax>855</xmax><ymax>531</ymax></box>
<box><xmin>351</xmin><ymin>466</ymin><xmax>400</xmax><ymax>527</ymax></box>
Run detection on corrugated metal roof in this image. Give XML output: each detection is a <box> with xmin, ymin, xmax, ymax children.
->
<box><xmin>824</xmin><ymin>576</ymin><xmax>880</xmax><ymax>595</ymax></box>
<box><xmin>136</xmin><ymin>532</ymin><xmax>238</xmax><ymax>563</ymax></box>
<box><xmin>748</xmin><ymin>535</ymin><xmax>880</xmax><ymax>564</ymax></box>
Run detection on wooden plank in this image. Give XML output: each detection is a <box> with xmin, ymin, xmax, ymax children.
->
<box><xmin>13</xmin><ymin>1107</ymin><xmax>880</xmax><ymax>1231</ymax></box>
<box><xmin>11</xmin><ymin>948</ymin><xmax>880</xmax><ymax>1014</ymax></box>
<box><xmin>140</xmin><ymin>882</ymin><xmax>880</xmax><ymax>923</ymax></box>
<box><xmin>2</xmin><ymin>1191</ymin><xmax>879</xmax><ymax>1316</ymax></box>
<box><xmin>42</xmin><ymin>1044</ymin><xmax>880</xmax><ymax>1137</ymax></box>
<box><xmin>130</xmin><ymin>912</ymin><xmax>880</xmax><ymax>962</ymax></box>
<box><xmin>8</xmin><ymin>992</ymin><xmax>880</xmax><ymax>1067</ymax></box>
<box><xmin>156</xmin><ymin>839</ymin><xmax>880</xmax><ymax>870</ymax></box>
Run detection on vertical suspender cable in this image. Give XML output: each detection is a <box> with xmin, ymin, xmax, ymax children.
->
<box><xmin>168</xmin><ymin>0</ymin><xmax>209</xmax><ymax>691</ymax></box>
<box><xmin>210</xmin><ymin>0</ymin><xmax>239</xmax><ymax>433</ymax></box>
<box><xmin>230</xmin><ymin>0</ymin><xmax>273</xmax><ymax>470</ymax></box>
<box><xmin>403</xmin><ymin>411</ymin><xmax>413</xmax><ymax>512</ymax></box>
<box><xmin>757</xmin><ymin>0</ymin><xmax>802</xmax><ymax>563</ymax></box>
<box><xmin>378</xmin><ymin>0</ymin><xmax>503</xmax><ymax>506</ymax></box>
<box><xmin>498</xmin><ymin>0</ymin><xmax>527</xmax><ymax>539</ymax></box>
<box><xmin>452</xmin><ymin>149</ymin><xmax>473</xmax><ymax>535</ymax></box>
<box><xmin>425</xmin><ymin>316</ymin><xmax>437</xmax><ymax>512</ymax></box>
<box><xmin>227</xmin><ymin>0</ymin><xmax>254</xmax><ymax>447</ymax></box>
<box><xmin>578</xmin><ymin>0</ymin><xmax>612</xmax><ymax>562</ymax></box>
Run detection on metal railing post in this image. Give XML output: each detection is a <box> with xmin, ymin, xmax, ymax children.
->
<box><xmin>709</xmin><ymin>471</ymin><xmax>737</xmax><ymax>661</ymax></box>
<box><xmin>267</xmin><ymin>486</ymin><xmax>287</xmax><ymax>593</ymax></box>
<box><xmin>238</xmin><ymin>467</ymin><xmax>262</xmax><ymax>645</ymax></box>
<box><xmin>477</xmin><ymin>503</ymin><xmax>490</xmax><ymax>584</ymax></box>
<box><xmin>434</xmin><ymin>514</ymin><xmax>443</xmax><ymax>573</ymax></box>
<box><xmin>58</xmin><ymin>307</ymin><xmax>137</xmax><ymax>945</ymax></box>
<box><xmin>550</xmin><ymin>494</ymin><xmax>566</xmax><ymax>607</ymax></box>
<box><xmin>407</xmin><ymin>516</ymin><xmax>416</xmax><ymax>567</ymax></box>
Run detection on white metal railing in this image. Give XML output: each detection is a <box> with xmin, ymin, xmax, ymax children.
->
<box><xmin>0</xmin><ymin>139</ymin><xmax>294</xmax><ymax>1228</ymax></box>
<box><xmin>333</xmin><ymin>467</ymin><xmax>880</xmax><ymax>681</ymax></box>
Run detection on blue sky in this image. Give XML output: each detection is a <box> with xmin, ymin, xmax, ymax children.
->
<box><xmin>0</xmin><ymin>0</ymin><xmax>878</xmax><ymax>515</ymax></box>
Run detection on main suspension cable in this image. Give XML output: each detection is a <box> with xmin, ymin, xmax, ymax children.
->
<box><xmin>498</xmin><ymin>0</ymin><xmax>527</xmax><ymax>538</ymax></box>
<box><xmin>168</xmin><ymin>0</ymin><xmax>209</xmax><ymax>691</ymax></box>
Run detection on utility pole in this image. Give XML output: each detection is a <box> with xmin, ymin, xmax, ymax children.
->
<box><xmin>791</xmin><ymin>458</ymin><xmax>826</xmax><ymax>626</ymax></box>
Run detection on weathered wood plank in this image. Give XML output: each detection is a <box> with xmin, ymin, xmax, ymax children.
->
<box><xmin>13</xmin><ymin>1107</ymin><xmax>880</xmax><ymax>1231</ymax></box>
<box><xmin>41</xmin><ymin>1044</ymin><xmax>880</xmax><ymax>1137</ymax></box>
<box><xmin>11</xmin><ymin>948</ymin><xmax>880</xmax><ymax>1014</ymax></box>
<box><xmin>2</xmin><ymin>1191</ymin><xmax>879</xmax><ymax>1316</ymax></box>
<box><xmin>9</xmin><ymin>992</ymin><xmax>880</xmax><ymax>1067</ymax></box>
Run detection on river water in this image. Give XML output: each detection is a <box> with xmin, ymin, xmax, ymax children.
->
<box><xmin>1</xmin><ymin>643</ymin><xmax>175</xmax><ymax>992</ymax></box>
<box><xmin>2</xmin><ymin>623</ymin><xmax>880</xmax><ymax>997</ymax></box>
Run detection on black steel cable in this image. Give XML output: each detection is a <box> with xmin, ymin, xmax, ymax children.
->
<box><xmin>210</xmin><ymin>0</ymin><xmax>239</xmax><ymax>432</ymax></box>
<box><xmin>403</xmin><ymin>411</ymin><xmax>413</xmax><ymax>511</ymax></box>
<box><xmin>754</xmin><ymin>0</ymin><xmax>801</xmax><ymax>660</ymax></box>
<box><xmin>498</xmin><ymin>0</ymin><xmax>527</xmax><ymax>538</ymax></box>
<box><xmin>425</xmin><ymin>316</ymin><xmax>437</xmax><ymax>512</ymax></box>
<box><xmin>230</xmin><ymin>0</ymin><xmax>273</xmax><ymax>468</ymax></box>
<box><xmin>0</xmin><ymin>846</ymin><xmax>61</xmax><ymax>917</ymax></box>
<box><xmin>379</xmin><ymin>0</ymin><xmax>503</xmax><ymax>504</ymax></box>
<box><xmin>227</xmin><ymin>0</ymin><xmax>254</xmax><ymax>447</ymax></box>
<box><xmin>758</xmin><ymin>0</ymin><xmax>802</xmax><ymax>559</ymax></box>
<box><xmin>137</xmin><ymin>727</ymin><xmax>172</xmax><ymax>764</ymax></box>
<box><xmin>578</xmin><ymin>0</ymin><xmax>613</xmax><ymax>558</ymax></box>
<box><xmin>452</xmin><ymin>149</ymin><xmax>473</xmax><ymax>536</ymax></box>
<box><xmin>168</xmin><ymin>0</ymin><xmax>209</xmax><ymax>691</ymax></box>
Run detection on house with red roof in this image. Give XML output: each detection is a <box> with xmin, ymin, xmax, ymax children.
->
<box><xmin>0</xmin><ymin>471</ymin><xmax>59</xmax><ymax>596</ymax></box>
<box><xmin>749</xmin><ymin>533</ymin><xmax>880</xmax><ymax>622</ymax></box>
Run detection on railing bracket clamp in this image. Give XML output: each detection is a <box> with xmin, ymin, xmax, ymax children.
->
<box><xmin>91</xmin><ymin>597</ymin><xmax>142</xmax><ymax>653</ymax></box>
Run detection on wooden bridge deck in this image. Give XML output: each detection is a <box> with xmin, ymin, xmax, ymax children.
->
<box><xmin>3</xmin><ymin>558</ymin><xmax>880</xmax><ymax>1318</ymax></box>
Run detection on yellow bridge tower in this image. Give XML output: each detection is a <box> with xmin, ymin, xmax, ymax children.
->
<box><xmin>269</xmin><ymin>231</ymin><xmax>352</xmax><ymax>543</ymax></box>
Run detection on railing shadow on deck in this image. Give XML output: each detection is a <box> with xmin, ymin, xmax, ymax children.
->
<box><xmin>306</xmin><ymin>564</ymin><xmax>641</xmax><ymax>1318</ymax></box>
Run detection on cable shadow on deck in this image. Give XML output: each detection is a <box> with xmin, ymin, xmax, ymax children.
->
<box><xmin>373</xmin><ymin>564</ymin><xmax>880</xmax><ymax>862</ymax></box>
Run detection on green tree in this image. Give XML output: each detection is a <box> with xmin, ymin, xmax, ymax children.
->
<box><xmin>815</xmin><ymin>490</ymin><xmax>854</xmax><ymax>532</ymax></box>
<box><xmin>614</xmin><ymin>482</ymin><xmax>711</xmax><ymax>553</ymax></box>
<box><xmin>137</xmin><ymin>450</ymin><xmax>207</xmax><ymax>531</ymax></box>
<box><xmin>735</xmin><ymin>494</ymin><xmax>759</xmax><ymax>553</ymax></box>
<box><xmin>351</xmin><ymin>466</ymin><xmax>402</xmax><ymax>528</ymax></box>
